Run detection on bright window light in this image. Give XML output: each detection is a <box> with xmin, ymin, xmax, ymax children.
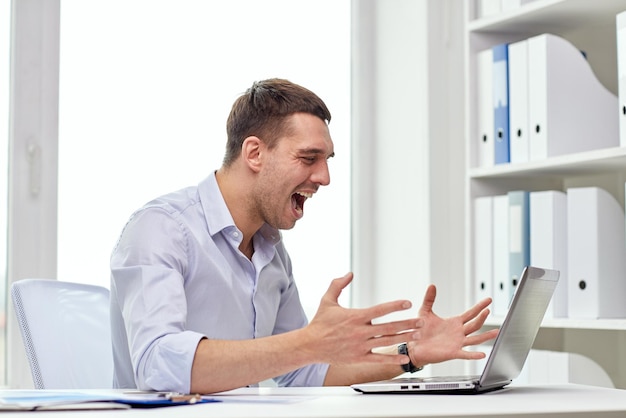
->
<box><xmin>57</xmin><ymin>0</ymin><xmax>351</xmax><ymax>319</ymax></box>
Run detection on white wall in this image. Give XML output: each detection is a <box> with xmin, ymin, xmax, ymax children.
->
<box><xmin>352</xmin><ymin>0</ymin><xmax>465</xmax><ymax>312</ymax></box>
<box><xmin>351</xmin><ymin>0</ymin><xmax>430</xmax><ymax>311</ymax></box>
<box><xmin>425</xmin><ymin>2</ymin><xmax>467</xmax><ymax>315</ymax></box>
<box><xmin>351</xmin><ymin>0</ymin><xmax>466</xmax><ymax>374</ymax></box>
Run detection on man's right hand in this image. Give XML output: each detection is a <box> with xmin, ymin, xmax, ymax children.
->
<box><xmin>303</xmin><ymin>272</ymin><xmax>423</xmax><ymax>367</ymax></box>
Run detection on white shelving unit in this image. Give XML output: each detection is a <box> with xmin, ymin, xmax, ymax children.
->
<box><xmin>464</xmin><ymin>0</ymin><xmax>626</xmax><ymax>388</ymax></box>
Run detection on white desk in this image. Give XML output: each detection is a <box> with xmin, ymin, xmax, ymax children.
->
<box><xmin>3</xmin><ymin>384</ymin><xmax>626</xmax><ymax>417</ymax></box>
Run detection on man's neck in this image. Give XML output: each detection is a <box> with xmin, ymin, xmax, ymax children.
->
<box><xmin>215</xmin><ymin>167</ymin><xmax>263</xmax><ymax>259</ymax></box>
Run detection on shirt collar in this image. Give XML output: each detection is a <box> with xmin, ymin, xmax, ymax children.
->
<box><xmin>198</xmin><ymin>171</ymin><xmax>281</xmax><ymax>246</ymax></box>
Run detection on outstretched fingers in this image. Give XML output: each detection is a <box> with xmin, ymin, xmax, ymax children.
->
<box><xmin>460</xmin><ymin>297</ymin><xmax>492</xmax><ymax>324</ymax></box>
<box><xmin>463</xmin><ymin>328</ymin><xmax>499</xmax><ymax>348</ymax></box>
<box><xmin>365</xmin><ymin>319</ymin><xmax>423</xmax><ymax>348</ymax></box>
<box><xmin>457</xmin><ymin>298</ymin><xmax>498</xmax><ymax>353</ymax></box>
<box><xmin>462</xmin><ymin>306</ymin><xmax>491</xmax><ymax>336</ymax></box>
<box><xmin>363</xmin><ymin>299</ymin><xmax>414</xmax><ymax>320</ymax></box>
<box><xmin>418</xmin><ymin>284</ymin><xmax>437</xmax><ymax>316</ymax></box>
<box><xmin>358</xmin><ymin>301</ymin><xmax>420</xmax><ymax>340</ymax></box>
<box><xmin>323</xmin><ymin>273</ymin><xmax>354</xmax><ymax>303</ymax></box>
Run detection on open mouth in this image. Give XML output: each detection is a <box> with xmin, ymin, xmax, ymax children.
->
<box><xmin>291</xmin><ymin>191</ymin><xmax>312</xmax><ymax>217</ymax></box>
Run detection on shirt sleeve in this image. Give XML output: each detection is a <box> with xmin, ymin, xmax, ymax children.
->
<box><xmin>274</xmin><ymin>363</ymin><xmax>330</xmax><ymax>387</ymax></box>
<box><xmin>269</xmin><ymin>241</ymin><xmax>331</xmax><ymax>387</ymax></box>
<box><xmin>111</xmin><ymin>207</ymin><xmax>203</xmax><ymax>393</ymax></box>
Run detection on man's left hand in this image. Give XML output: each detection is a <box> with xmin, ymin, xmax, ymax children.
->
<box><xmin>406</xmin><ymin>285</ymin><xmax>499</xmax><ymax>368</ymax></box>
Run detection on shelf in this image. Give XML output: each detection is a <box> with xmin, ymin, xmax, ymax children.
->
<box><xmin>465</xmin><ymin>0</ymin><xmax>626</xmax><ymax>389</ymax></box>
<box><xmin>485</xmin><ymin>317</ymin><xmax>626</xmax><ymax>331</ymax></box>
<box><xmin>469</xmin><ymin>146</ymin><xmax>626</xmax><ymax>179</ymax></box>
<box><xmin>468</xmin><ymin>0</ymin><xmax>626</xmax><ymax>34</ymax></box>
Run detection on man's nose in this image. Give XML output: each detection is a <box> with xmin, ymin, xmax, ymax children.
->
<box><xmin>313</xmin><ymin>161</ymin><xmax>331</xmax><ymax>186</ymax></box>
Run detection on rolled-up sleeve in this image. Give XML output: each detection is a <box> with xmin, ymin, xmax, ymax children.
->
<box><xmin>111</xmin><ymin>208</ymin><xmax>203</xmax><ymax>393</ymax></box>
<box><xmin>275</xmin><ymin>363</ymin><xmax>330</xmax><ymax>387</ymax></box>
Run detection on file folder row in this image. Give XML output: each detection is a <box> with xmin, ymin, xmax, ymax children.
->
<box><xmin>475</xmin><ymin>33</ymin><xmax>620</xmax><ymax>168</ymax></box>
<box><xmin>473</xmin><ymin>186</ymin><xmax>626</xmax><ymax>319</ymax></box>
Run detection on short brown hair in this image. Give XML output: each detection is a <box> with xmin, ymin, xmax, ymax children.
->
<box><xmin>222</xmin><ymin>78</ymin><xmax>332</xmax><ymax>167</ymax></box>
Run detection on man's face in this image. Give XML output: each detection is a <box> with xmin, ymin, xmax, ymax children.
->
<box><xmin>254</xmin><ymin>112</ymin><xmax>334</xmax><ymax>230</ymax></box>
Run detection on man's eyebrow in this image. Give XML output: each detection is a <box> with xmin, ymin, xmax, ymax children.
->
<box><xmin>299</xmin><ymin>148</ymin><xmax>335</xmax><ymax>158</ymax></box>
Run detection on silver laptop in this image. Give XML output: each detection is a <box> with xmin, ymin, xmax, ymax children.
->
<box><xmin>351</xmin><ymin>266</ymin><xmax>559</xmax><ymax>394</ymax></box>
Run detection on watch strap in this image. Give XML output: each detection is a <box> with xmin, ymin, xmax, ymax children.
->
<box><xmin>398</xmin><ymin>343</ymin><xmax>423</xmax><ymax>373</ymax></box>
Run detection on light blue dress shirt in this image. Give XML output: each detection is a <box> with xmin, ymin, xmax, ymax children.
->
<box><xmin>110</xmin><ymin>172</ymin><xmax>329</xmax><ymax>393</ymax></box>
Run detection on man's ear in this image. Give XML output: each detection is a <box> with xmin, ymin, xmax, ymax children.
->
<box><xmin>242</xmin><ymin>136</ymin><xmax>263</xmax><ymax>173</ymax></box>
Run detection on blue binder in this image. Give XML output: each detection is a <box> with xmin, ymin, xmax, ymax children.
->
<box><xmin>0</xmin><ymin>390</ymin><xmax>220</xmax><ymax>410</ymax></box>
<box><xmin>493</xmin><ymin>43</ymin><xmax>510</xmax><ymax>164</ymax></box>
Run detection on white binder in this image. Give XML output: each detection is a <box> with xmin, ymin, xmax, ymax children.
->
<box><xmin>567</xmin><ymin>187</ymin><xmax>626</xmax><ymax>319</ymax></box>
<box><xmin>473</xmin><ymin>196</ymin><xmax>493</xmax><ymax>302</ymax></box>
<box><xmin>508</xmin><ymin>191</ymin><xmax>529</xmax><ymax>298</ymax></box>
<box><xmin>530</xmin><ymin>190</ymin><xmax>568</xmax><ymax>318</ymax></box>
<box><xmin>476</xmin><ymin>48</ymin><xmax>494</xmax><ymax>167</ymax></box>
<box><xmin>508</xmin><ymin>39</ymin><xmax>530</xmax><ymax>163</ymax></box>
<box><xmin>617</xmin><ymin>11</ymin><xmax>626</xmax><ymax>147</ymax></box>
<box><xmin>476</xmin><ymin>0</ymin><xmax>500</xmax><ymax>18</ymax></box>
<box><xmin>501</xmin><ymin>0</ymin><xmax>538</xmax><ymax>14</ymax></box>
<box><xmin>527</xmin><ymin>34</ymin><xmax>619</xmax><ymax>160</ymax></box>
<box><xmin>492</xmin><ymin>194</ymin><xmax>510</xmax><ymax>317</ymax></box>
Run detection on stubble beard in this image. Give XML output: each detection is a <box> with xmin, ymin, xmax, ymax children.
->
<box><xmin>254</xmin><ymin>175</ymin><xmax>297</xmax><ymax>231</ymax></box>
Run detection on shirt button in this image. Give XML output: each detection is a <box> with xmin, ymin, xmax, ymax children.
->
<box><xmin>233</xmin><ymin>231</ymin><xmax>239</xmax><ymax>238</ymax></box>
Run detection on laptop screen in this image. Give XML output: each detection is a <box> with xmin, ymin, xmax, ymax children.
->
<box><xmin>480</xmin><ymin>266</ymin><xmax>560</xmax><ymax>389</ymax></box>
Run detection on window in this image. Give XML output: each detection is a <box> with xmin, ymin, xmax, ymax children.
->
<box><xmin>57</xmin><ymin>0</ymin><xmax>351</xmax><ymax>319</ymax></box>
<box><xmin>0</xmin><ymin>0</ymin><xmax>10</xmax><ymax>387</ymax></box>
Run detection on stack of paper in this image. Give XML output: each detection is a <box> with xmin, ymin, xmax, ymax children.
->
<box><xmin>0</xmin><ymin>390</ymin><xmax>219</xmax><ymax>411</ymax></box>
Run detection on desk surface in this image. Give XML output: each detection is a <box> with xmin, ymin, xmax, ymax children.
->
<box><xmin>3</xmin><ymin>384</ymin><xmax>626</xmax><ymax>418</ymax></box>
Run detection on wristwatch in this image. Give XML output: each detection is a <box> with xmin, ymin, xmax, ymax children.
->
<box><xmin>398</xmin><ymin>343</ymin><xmax>423</xmax><ymax>373</ymax></box>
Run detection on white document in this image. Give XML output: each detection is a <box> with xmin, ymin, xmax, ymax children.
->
<box><xmin>567</xmin><ymin>187</ymin><xmax>626</xmax><ymax>319</ymax></box>
<box><xmin>476</xmin><ymin>48</ymin><xmax>494</xmax><ymax>168</ymax></box>
<box><xmin>530</xmin><ymin>190</ymin><xmax>568</xmax><ymax>318</ymax></box>
<box><xmin>492</xmin><ymin>194</ymin><xmax>510</xmax><ymax>317</ymax></box>
<box><xmin>474</xmin><ymin>196</ymin><xmax>494</xmax><ymax>302</ymax></box>
<box><xmin>617</xmin><ymin>11</ymin><xmax>626</xmax><ymax>147</ymax></box>
<box><xmin>508</xmin><ymin>40</ymin><xmax>530</xmax><ymax>163</ymax></box>
<box><xmin>527</xmin><ymin>34</ymin><xmax>619</xmax><ymax>160</ymax></box>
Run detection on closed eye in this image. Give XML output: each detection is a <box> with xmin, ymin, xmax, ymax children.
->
<box><xmin>297</xmin><ymin>149</ymin><xmax>334</xmax><ymax>164</ymax></box>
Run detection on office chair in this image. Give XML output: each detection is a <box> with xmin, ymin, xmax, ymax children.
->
<box><xmin>11</xmin><ymin>279</ymin><xmax>114</xmax><ymax>389</ymax></box>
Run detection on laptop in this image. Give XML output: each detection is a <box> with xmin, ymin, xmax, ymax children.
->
<box><xmin>351</xmin><ymin>266</ymin><xmax>559</xmax><ymax>394</ymax></box>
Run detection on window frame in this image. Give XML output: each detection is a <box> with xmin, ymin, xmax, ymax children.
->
<box><xmin>7</xmin><ymin>0</ymin><xmax>60</xmax><ymax>388</ymax></box>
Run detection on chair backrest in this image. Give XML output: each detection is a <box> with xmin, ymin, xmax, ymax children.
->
<box><xmin>11</xmin><ymin>279</ymin><xmax>113</xmax><ymax>389</ymax></box>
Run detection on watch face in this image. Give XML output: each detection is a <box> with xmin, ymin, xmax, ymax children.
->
<box><xmin>398</xmin><ymin>343</ymin><xmax>421</xmax><ymax>373</ymax></box>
